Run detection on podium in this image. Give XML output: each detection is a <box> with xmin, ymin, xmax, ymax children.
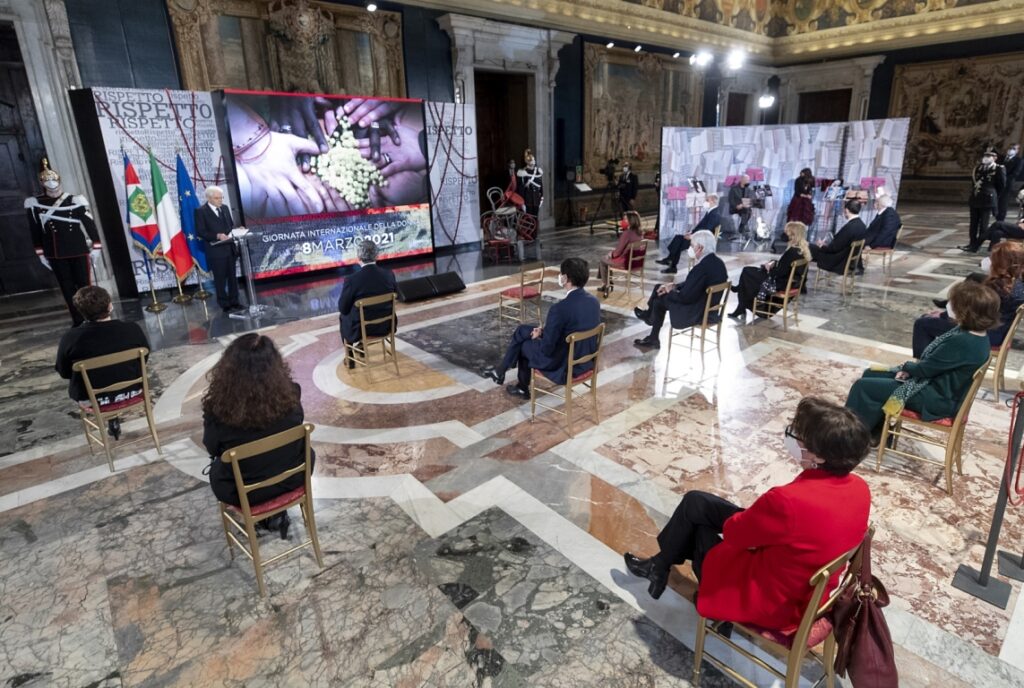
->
<box><xmin>213</xmin><ymin>230</ymin><xmax>276</xmax><ymax>320</ymax></box>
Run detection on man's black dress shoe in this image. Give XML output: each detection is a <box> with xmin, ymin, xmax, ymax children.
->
<box><xmin>505</xmin><ymin>384</ymin><xmax>530</xmax><ymax>399</ymax></box>
<box><xmin>482</xmin><ymin>367</ymin><xmax>506</xmax><ymax>385</ymax></box>
<box><xmin>634</xmin><ymin>307</ymin><xmax>650</xmax><ymax>324</ymax></box>
<box><xmin>959</xmin><ymin>245</ymin><xmax>979</xmax><ymax>253</ymax></box>
<box><xmin>624</xmin><ymin>552</ymin><xmax>668</xmax><ymax>599</ymax></box>
<box><xmin>633</xmin><ymin>337</ymin><xmax>661</xmax><ymax>350</ymax></box>
<box><xmin>655</xmin><ymin>258</ymin><xmax>670</xmax><ymax>266</ymax></box>
<box><xmin>660</xmin><ymin>267</ymin><xmax>677</xmax><ymax>274</ymax></box>
<box><xmin>727</xmin><ymin>310</ymin><xmax>745</xmax><ymax>321</ymax></box>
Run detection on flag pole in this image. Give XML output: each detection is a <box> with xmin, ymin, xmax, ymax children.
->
<box><xmin>192</xmin><ymin>267</ymin><xmax>211</xmax><ymax>300</ymax></box>
<box><xmin>142</xmin><ymin>253</ymin><xmax>167</xmax><ymax>313</ymax></box>
<box><xmin>172</xmin><ymin>269</ymin><xmax>193</xmax><ymax>304</ymax></box>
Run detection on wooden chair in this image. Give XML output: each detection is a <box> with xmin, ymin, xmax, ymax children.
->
<box><xmin>876</xmin><ymin>362</ymin><xmax>989</xmax><ymax>495</ymax></box>
<box><xmin>607</xmin><ymin>239</ymin><xmax>648</xmax><ymax>300</ymax></box>
<box><xmin>668</xmin><ymin>281</ymin><xmax>731</xmax><ymax>359</ymax></box>
<box><xmin>864</xmin><ymin>225</ymin><xmax>903</xmax><ymax>273</ymax></box>
<box><xmin>73</xmin><ymin>347</ymin><xmax>161</xmax><ymax>472</ymax></box>
<box><xmin>344</xmin><ymin>292</ymin><xmax>399</xmax><ymax>376</ymax></box>
<box><xmin>482</xmin><ymin>213</ymin><xmax>514</xmax><ymax>263</ymax></box>
<box><xmin>989</xmin><ymin>303</ymin><xmax>1024</xmax><ymax>402</ymax></box>
<box><xmin>687</xmin><ymin>225</ymin><xmax>722</xmax><ymax>270</ymax></box>
<box><xmin>814</xmin><ymin>239</ymin><xmax>865</xmax><ymax>295</ymax></box>
<box><xmin>530</xmin><ymin>322</ymin><xmax>605</xmax><ymax>437</ymax></box>
<box><xmin>499</xmin><ymin>261</ymin><xmax>545</xmax><ymax>324</ymax></box>
<box><xmin>692</xmin><ymin>531</ymin><xmax>868</xmax><ymax>688</ymax></box>
<box><xmin>752</xmin><ymin>259</ymin><xmax>809</xmax><ymax>332</ymax></box>
<box><xmin>217</xmin><ymin>423</ymin><xmax>324</xmax><ymax>597</ymax></box>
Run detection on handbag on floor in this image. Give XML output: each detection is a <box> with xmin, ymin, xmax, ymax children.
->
<box><xmin>830</xmin><ymin>531</ymin><xmax>899</xmax><ymax>687</ymax></box>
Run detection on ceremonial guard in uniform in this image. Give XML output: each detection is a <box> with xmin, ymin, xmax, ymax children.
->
<box><xmin>962</xmin><ymin>149</ymin><xmax>1006</xmax><ymax>252</ymax></box>
<box><xmin>515</xmin><ymin>149</ymin><xmax>544</xmax><ymax>221</ymax></box>
<box><xmin>617</xmin><ymin>161</ymin><xmax>639</xmax><ymax>214</ymax></box>
<box><xmin>997</xmin><ymin>144</ymin><xmax>1022</xmax><ymax>221</ymax></box>
<box><xmin>24</xmin><ymin>159</ymin><xmax>102</xmax><ymax>325</ymax></box>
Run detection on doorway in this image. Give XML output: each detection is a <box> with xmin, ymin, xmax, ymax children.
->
<box><xmin>797</xmin><ymin>89</ymin><xmax>852</xmax><ymax>124</ymax></box>
<box><xmin>474</xmin><ymin>70</ymin><xmax>532</xmax><ymax>214</ymax></box>
<box><xmin>0</xmin><ymin>22</ymin><xmax>50</xmax><ymax>294</ymax></box>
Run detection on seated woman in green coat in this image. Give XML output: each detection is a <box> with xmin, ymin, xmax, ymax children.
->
<box><xmin>845</xmin><ymin>279</ymin><xmax>1000</xmax><ymax>442</ymax></box>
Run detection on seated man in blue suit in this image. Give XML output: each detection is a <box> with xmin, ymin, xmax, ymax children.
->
<box><xmin>633</xmin><ymin>230</ymin><xmax>728</xmax><ymax>350</ymax></box>
<box><xmin>857</xmin><ymin>194</ymin><xmax>901</xmax><ymax>273</ymax></box>
<box><xmin>482</xmin><ymin>257</ymin><xmax>602</xmax><ymax>399</ymax></box>
<box><xmin>338</xmin><ymin>240</ymin><xmax>397</xmax><ymax>367</ymax></box>
<box><xmin>656</xmin><ymin>194</ymin><xmax>721</xmax><ymax>274</ymax></box>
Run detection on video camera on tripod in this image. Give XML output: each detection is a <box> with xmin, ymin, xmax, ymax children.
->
<box><xmin>601</xmin><ymin>158</ymin><xmax>620</xmax><ymax>186</ymax></box>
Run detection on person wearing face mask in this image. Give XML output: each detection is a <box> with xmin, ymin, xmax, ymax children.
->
<box><xmin>623</xmin><ymin>396</ymin><xmax>871</xmax><ymax>636</ymax></box>
<box><xmin>961</xmin><ymin>149</ymin><xmax>1006</xmax><ymax>252</ymax></box>
<box><xmin>910</xmin><ymin>242</ymin><xmax>1024</xmax><ymax>357</ymax></box>
<box><xmin>617</xmin><ymin>162</ymin><xmax>639</xmax><ymax>214</ymax></box>
<box><xmin>997</xmin><ymin>144</ymin><xmax>1022</xmax><ymax>222</ymax></box>
<box><xmin>986</xmin><ymin>188</ymin><xmax>1024</xmax><ymax>250</ymax></box>
<box><xmin>809</xmin><ymin>199</ymin><xmax>866</xmax><ymax>274</ymax></box>
<box><xmin>482</xmin><ymin>257</ymin><xmax>601</xmax><ymax>398</ymax></box>
<box><xmin>727</xmin><ymin>174</ymin><xmax>751</xmax><ymax>237</ymax></box>
<box><xmin>54</xmin><ymin>286</ymin><xmax>149</xmax><ymax>440</ymax></box>
<box><xmin>633</xmin><ymin>229</ymin><xmax>727</xmax><ymax>350</ymax></box>
<box><xmin>847</xmin><ymin>279</ymin><xmax>998</xmax><ymax>443</ymax></box>
<box><xmin>515</xmin><ymin>149</ymin><xmax>544</xmax><ymax>222</ymax></box>
<box><xmin>24</xmin><ymin>158</ymin><xmax>102</xmax><ymax>326</ymax></box>
<box><xmin>729</xmin><ymin>221</ymin><xmax>811</xmax><ymax>322</ymax></box>
<box><xmin>655</xmin><ymin>194</ymin><xmax>720</xmax><ymax>274</ymax></box>
<box><xmin>597</xmin><ymin>212</ymin><xmax>645</xmax><ymax>297</ymax></box>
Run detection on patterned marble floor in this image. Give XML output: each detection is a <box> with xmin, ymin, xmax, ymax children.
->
<box><xmin>2</xmin><ymin>203</ymin><xmax>1024</xmax><ymax>687</ymax></box>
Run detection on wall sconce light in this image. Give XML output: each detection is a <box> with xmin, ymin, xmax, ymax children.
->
<box><xmin>758</xmin><ymin>94</ymin><xmax>776</xmax><ymax>109</ymax></box>
<box><xmin>726</xmin><ymin>49</ymin><xmax>745</xmax><ymax>71</ymax></box>
<box><xmin>366</xmin><ymin>1</ymin><xmax>377</xmax><ymax>11</ymax></box>
<box><xmin>672</xmin><ymin>52</ymin><xmax>680</xmax><ymax>59</ymax></box>
<box><xmin>605</xmin><ymin>41</ymin><xmax>615</xmax><ymax>49</ymax></box>
<box><xmin>634</xmin><ymin>45</ymin><xmax>642</xmax><ymax>53</ymax></box>
<box><xmin>689</xmin><ymin>51</ymin><xmax>713</xmax><ymax>68</ymax></box>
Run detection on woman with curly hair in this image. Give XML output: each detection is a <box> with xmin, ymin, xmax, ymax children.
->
<box><xmin>203</xmin><ymin>333</ymin><xmax>311</xmax><ymax>539</ymax></box>
<box><xmin>911</xmin><ymin>240</ymin><xmax>1024</xmax><ymax>356</ymax></box>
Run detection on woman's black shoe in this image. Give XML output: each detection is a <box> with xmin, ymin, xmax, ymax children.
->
<box><xmin>278</xmin><ymin>511</ymin><xmax>291</xmax><ymax>540</ymax></box>
<box><xmin>624</xmin><ymin>552</ymin><xmax>669</xmax><ymax>599</ymax></box>
<box><xmin>107</xmin><ymin>418</ymin><xmax>121</xmax><ymax>441</ymax></box>
<box><xmin>727</xmin><ymin>310</ymin><xmax>745</xmax><ymax>320</ymax></box>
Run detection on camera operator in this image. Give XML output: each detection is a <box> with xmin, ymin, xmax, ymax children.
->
<box><xmin>617</xmin><ymin>161</ymin><xmax>639</xmax><ymax>214</ymax></box>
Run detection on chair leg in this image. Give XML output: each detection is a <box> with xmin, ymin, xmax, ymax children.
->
<box><xmin>99</xmin><ymin>415</ymin><xmax>115</xmax><ymax>472</ymax></box>
<box><xmin>219</xmin><ymin>505</ymin><xmax>235</xmax><ymax>560</ymax></box>
<box><xmin>301</xmin><ymin>497</ymin><xmax>325</xmax><ymax>568</ymax></box>
<box><xmin>823</xmin><ymin>633</ymin><xmax>837</xmax><ymax>688</ymax></box>
<box><xmin>81</xmin><ymin>412</ymin><xmax>96</xmax><ymax>456</ymax></box>
<box><xmin>245</xmin><ymin>518</ymin><xmax>267</xmax><ymax>597</ymax></box>
<box><xmin>943</xmin><ymin>440</ymin><xmax>955</xmax><ymax>496</ymax></box>
<box><xmin>391</xmin><ymin>337</ymin><xmax>400</xmax><ymax>376</ymax></box>
<box><xmin>530</xmin><ymin>372</ymin><xmax>537</xmax><ymax>420</ymax></box>
<box><xmin>692</xmin><ymin>617</ymin><xmax>708</xmax><ymax>686</ymax></box>
<box><xmin>565</xmin><ymin>382</ymin><xmax>574</xmax><ymax>437</ymax></box>
<box><xmin>876</xmin><ymin>417</ymin><xmax>890</xmax><ymax>471</ymax></box>
<box><xmin>144</xmin><ymin>404</ymin><xmax>162</xmax><ymax>455</ymax></box>
<box><xmin>591</xmin><ymin>380</ymin><xmax>600</xmax><ymax>427</ymax></box>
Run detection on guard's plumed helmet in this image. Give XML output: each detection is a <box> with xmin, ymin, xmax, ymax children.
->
<box><xmin>38</xmin><ymin>157</ymin><xmax>60</xmax><ymax>184</ymax></box>
<box><xmin>524</xmin><ymin>149</ymin><xmax>536</xmax><ymax>166</ymax></box>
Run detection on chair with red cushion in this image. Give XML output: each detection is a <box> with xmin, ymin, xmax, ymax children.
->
<box><xmin>876</xmin><ymin>361</ymin><xmax>989</xmax><ymax>495</ymax></box>
<box><xmin>217</xmin><ymin>423</ymin><xmax>324</xmax><ymax>597</ymax></box>
<box><xmin>606</xmin><ymin>239</ymin><xmax>648</xmax><ymax>301</ymax></box>
<box><xmin>667</xmin><ymin>281</ymin><xmax>731</xmax><ymax>365</ymax></box>
<box><xmin>752</xmin><ymin>258</ymin><xmax>809</xmax><ymax>332</ymax></box>
<box><xmin>482</xmin><ymin>213</ymin><xmax>515</xmax><ymax>263</ymax></box>
<box><xmin>692</xmin><ymin>530</ymin><xmax>869</xmax><ymax>688</ymax></box>
<box><xmin>863</xmin><ymin>225</ymin><xmax>903</xmax><ymax>273</ymax></box>
<box><xmin>499</xmin><ymin>261</ymin><xmax>545</xmax><ymax>324</ymax></box>
<box><xmin>814</xmin><ymin>239</ymin><xmax>865</xmax><ymax>296</ymax></box>
<box><xmin>987</xmin><ymin>303</ymin><xmax>1024</xmax><ymax>403</ymax></box>
<box><xmin>530</xmin><ymin>322</ymin><xmax>605</xmax><ymax>437</ymax></box>
<box><xmin>73</xmin><ymin>347</ymin><xmax>161</xmax><ymax>472</ymax></box>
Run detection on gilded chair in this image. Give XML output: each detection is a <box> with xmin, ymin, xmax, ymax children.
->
<box><xmin>753</xmin><ymin>259</ymin><xmax>809</xmax><ymax>332</ymax></box>
<box><xmin>667</xmin><ymin>281</ymin><xmax>731</xmax><ymax>359</ymax></box>
<box><xmin>499</xmin><ymin>261</ymin><xmax>545</xmax><ymax>324</ymax></box>
<box><xmin>864</xmin><ymin>225</ymin><xmax>903</xmax><ymax>273</ymax></box>
<box><xmin>530</xmin><ymin>323</ymin><xmax>605</xmax><ymax>437</ymax></box>
<box><xmin>344</xmin><ymin>292</ymin><xmax>400</xmax><ymax>376</ymax></box>
<box><xmin>989</xmin><ymin>303</ymin><xmax>1024</xmax><ymax>402</ymax></box>
<box><xmin>217</xmin><ymin>423</ymin><xmax>324</xmax><ymax>597</ymax></box>
<box><xmin>814</xmin><ymin>239</ymin><xmax>865</xmax><ymax>295</ymax></box>
<box><xmin>606</xmin><ymin>240</ymin><xmax>648</xmax><ymax>301</ymax></box>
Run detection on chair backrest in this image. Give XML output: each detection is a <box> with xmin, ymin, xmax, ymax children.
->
<box><xmin>222</xmin><ymin>423</ymin><xmax>315</xmax><ymax>516</ymax></box>
<box><xmin>516</xmin><ymin>213</ymin><xmax>538</xmax><ymax>241</ymax></box>
<box><xmin>784</xmin><ymin>258</ymin><xmax>810</xmax><ymax>296</ymax></box>
<box><xmin>701</xmin><ymin>281</ymin><xmax>731</xmax><ymax>329</ymax></box>
<box><xmin>355</xmin><ymin>292</ymin><xmax>397</xmax><ymax>342</ymax></box>
<box><xmin>626</xmin><ymin>239</ymin><xmax>647</xmax><ymax>271</ymax></box>
<box><xmin>787</xmin><ymin>527</ymin><xmax>871</xmax><ymax>656</ymax></box>
<box><xmin>72</xmin><ymin>347</ymin><xmax>150</xmax><ymax>409</ymax></box>
<box><xmin>893</xmin><ymin>224</ymin><xmax>903</xmax><ymax>248</ymax></box>
<box><xmin>997</xmin><ymin>303</ymin><xmax>1024</xmax><ymax>356</ymax></box>
<box><xmin>951</xmin><ymin>361</ymin><xmax>990</xmax><ymax>429</ymax></box>
<box><xmin>844</xmin><ymin>239</ymin><xmax>866</xmax><ymax>275</ymax></box>
<box><xmin>520</xmin><ymin>261</ymin><xmax>545</xmax><ymax>294</ymax></box>
<box><xmin>713</xmin><ymin>224</ymin><xmax>721</xmax><ymax>239</ymax></box>
<box><xmin>565</xmin><ymin>322</ymin><xmax>606</xmax><ymax>372</ymax></box>
<box><xmin>486</xmin><ymin>186</ymin><xmax>503</xmax><ymax>211</ymax></box>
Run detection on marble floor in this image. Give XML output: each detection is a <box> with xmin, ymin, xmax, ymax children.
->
<box><xmin>3</xmin><ymin>203</ymin><xmax>1024</xmax><ymax>687</ymax></box>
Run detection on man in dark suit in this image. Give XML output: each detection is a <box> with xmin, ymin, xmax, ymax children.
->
<box><xmin>987</xmin><ymin>189</ymin><xmax>1024</xmax><ymax>250</ymax></box>
<box><xmin>194</xmin><ymin>186</ymin><xmax>242</xmax><ymax>312</ymax></box>
<box><xmin>338</xmin><ymin>239</ymin><xmax>398</xmax><ymax>355</ymax></box>
<box><xmin>961</xmin><ymin>149</ymin><xmax>1006</xmax><ymax>252</ymax></box>
<box><xmin>857</xmin><ymin>194</ymin><xmax>901</xmax><ymax>273</ymax></box>
<box><xmin>617</xmin><ymin>162</ymin><xmax>639</xmax><ymax>214</ymax></box>
<box><xmin>810</xmin><ymin>199</ymin><xmax>866</xmax><ymax>274</ymax></box>
<box><xmin>997</xmin><ymin>144</ymin><xmax>1022</xmax><ymax>222</ymax></box>
<box><xmin>482</xmin><ymin>257</ymin><xmax>601</xmax><ymax>399</ymax></box>
<box><xmin>633</xmin><ymin>230</ymin><xmax>728</xmax><ymax>350</ymax></box>
<box><xmin>727</xmin><ymin>175</ymin><xmax>751</xmax><ymax>236</ymax></box>
<box><xmin>656</xmin><ymin>194</ymin><xmax>720</xmax><ymax>274</ymax></box>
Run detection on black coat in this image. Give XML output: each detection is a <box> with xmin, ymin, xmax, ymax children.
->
<box><xmin>969</xmin><ymin>164</ymin><xmax>1006</xmax><ymax>209</ymax></box>
<box><xmin>25</xmin><ymin>193</ymin><xmax>100</xmax><ymax>259</ymax></box>
<box><xmin>55</xmin><ymin>320</ymin><xmax>150</xmax><ymax>402</ymax></box>
<box><xmin>812</xmin><ymin>217</ymin><xmax>866</xmax><ymax>273</ymax></box>
<box><xmin>617</xmin><ymin>172</ymin><xmax>638</xmax><ymax>202</ymax></box>
<box><xmin>864</xmin><ymin>207</ymin><xmax>901</xmax><ymax>248</ymax></box>
<box><xmin>194</xmin><ymin>203</ymin><xmax>236</xmax><ymax>259</ymax></box>
<box><xmin>728</xmin><ymin>184</ymin><xmax>749</xmax><ymax>214</ymax></box>
<box><xmin>521</xmin><ymin>288</ymin><xmax>602</xmax><ymax>384</ymax></box>
<box><xmin>665</xmin><ymin>253</ymin><xmax>729</xmax><ymax>329</ymax></box>
<box><xmin>205</xmin><ymin>384</ymin><xmax>311</xmax><ymax>508</ymax></box>
<box><xmin>1004</xmin><ymin>155</ymin><xmax>1023</xmax><ymax>184</ymax></box>
<box><xmin>338</xmin><ymin>262</ymin><xmax>398</xmax><ymax>344</ymax></box>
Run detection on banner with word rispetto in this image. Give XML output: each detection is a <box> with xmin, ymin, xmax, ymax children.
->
<box><xmin>91</xmin><ymin>87</ymin><xmax>229</xmax><ymax>291</ymax></box>
<box><xmin>425</xmin><ymin>101</ymin><xmax>481</xmax><ymax>248</ymax></box>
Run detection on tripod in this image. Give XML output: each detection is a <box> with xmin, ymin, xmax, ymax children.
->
<box><xmin>588</xmin><ymin>181</ymin><xmax>617</xmax><ymax>235</ymax></box>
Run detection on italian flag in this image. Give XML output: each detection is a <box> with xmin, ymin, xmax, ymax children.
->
<box><xmin>124</xmin><ymin>154</ymin><xmax>160</xmax><ymax>255</ymax></box>
<box><xmin>149</xmin><ymin>150</ymin><xmax>192</xmax><ymax>280</ymax></box>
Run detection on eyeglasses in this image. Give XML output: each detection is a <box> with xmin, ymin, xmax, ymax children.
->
<box><xmin>784</xmin><ymin>424</ymin><xmax>802</xmax><ymax>442</ymax></box>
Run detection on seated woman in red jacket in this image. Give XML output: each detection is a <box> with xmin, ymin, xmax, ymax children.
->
<box><xmin>597</xmin><ymin>211</ymin><xmax>644</xmax><ymax>297</ymax></box>
<box><xmin>623</xmin><ymin>397</ymin><xmax>871</xmax><ymax>634</ymax></box>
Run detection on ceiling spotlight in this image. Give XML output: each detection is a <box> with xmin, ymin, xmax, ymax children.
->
<box><xmin>726</xmin><ymin>49</ymin><xmax>745</xmax><ymax>71</ymax></box>
<box><xmin>606</xmin><ymin>41</ymin><xmax>615</xmax><ymax>49</ymax></box>
<box><xmin>758</xmin><ymin>94</ymin><xmax>776</xmax><ymax>109</ymax></box>
<box><xmin>634</xmin><ymin>45</ymin><xmax>642</xmax><ymax>53</ymax></box>
<box><xmin>689</xmin><ymin>51</ymin><xmax>713</xmax><ymax>68</ymax></box>
<box><xmin>672</xmin><ymin>52</ymin><xmax>680</xmax><ymax>59</ymax></box>
<box><xmin>365</xmin><ymin>1</ymin><xmax>377</xmax><ymax>10</ymax></box>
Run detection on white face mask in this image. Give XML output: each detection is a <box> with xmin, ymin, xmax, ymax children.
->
<box><xmin>557</xmin><ymin>273</ymin><xmax>566</xmax><ymax>289</ymax></box>
<box><xmin>43</xmin><ymin>180</ymin><xmax>60</xmax><ymax>190</ymax></box>
<box><xmin>983</xmin><ymin>157</ymin><xmax>995</xmax><ymax>165</ymax></box>
<box><xmin>687</xmin><ymin>247</ymin><xmax>697</xmax><ymax>260</ymax></box>
<box><xmin>784</xmin><ymin>433</ymin><xmax>803</xmax><ymax>463</ymax></box>
<box><xmin>946</xmin><ymin>302</ymin><xmax>956</xmax><ymax>321</ymax></box>
<box><xmin>623</xmin><ymin>167</ymin><xmax>630</xmax><ymax>175</ymax></box>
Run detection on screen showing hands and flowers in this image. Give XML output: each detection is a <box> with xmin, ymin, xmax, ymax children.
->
<box><xmin>224</xmin><ymin>90</ymin><xmax>432</xmax><ymax>278</ymax></box>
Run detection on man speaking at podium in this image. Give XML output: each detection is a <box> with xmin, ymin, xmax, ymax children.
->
<box><xmin>195</xmin><ymin>186</ymin><xmax>243</xmax><ymax>313</ymax></box>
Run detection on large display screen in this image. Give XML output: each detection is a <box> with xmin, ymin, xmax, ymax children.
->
<box><xmin>223</xmin><ymin>89</ymin><xmax>433</xmax><ymax>278</ymax></box>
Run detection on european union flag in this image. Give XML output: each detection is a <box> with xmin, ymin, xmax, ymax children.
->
<box><xmin>176</xmin><ymin>155</ymin><xmax>207</xmax><ymax>273</ymax></box>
